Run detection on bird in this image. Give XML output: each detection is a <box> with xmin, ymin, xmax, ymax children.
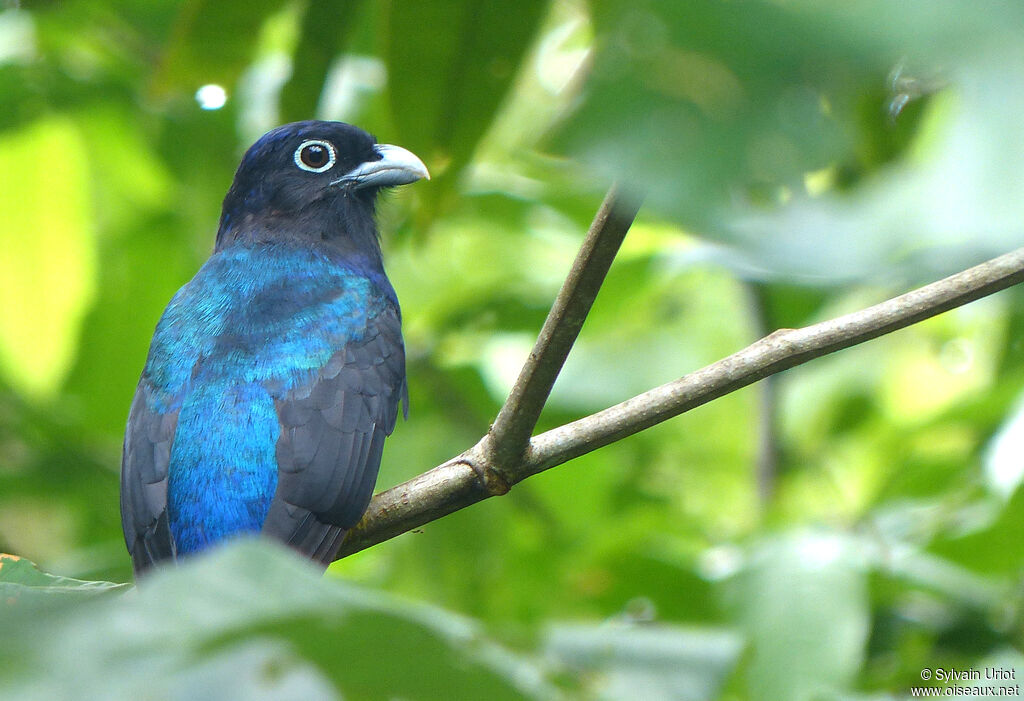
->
<box><xmin>119</xmin><ymin>120</ymin><xmax>427</xmax><ymax>575</ymax></box>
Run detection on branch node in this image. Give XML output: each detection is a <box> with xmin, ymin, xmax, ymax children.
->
<box><xmin>486</xmin><ymin>183</ymin><xmax>643</xmax><ymax>468</ymax></box>
<box><xmin>463</xmin><ymin>447</ymin><xmax>512</xmax><ymax>497</ymax></box>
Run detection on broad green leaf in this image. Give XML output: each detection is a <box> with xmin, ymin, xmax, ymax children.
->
<box><xmin>0</xmin><ymin>116</ymin><xmax>96</xmax><ymax>398</ymax></box>
<box><xmin>720</xmin><ymin>48</ymin><xmax>1024</xmax><ymax>282</ymax></box>
<box><xmin>74</xmin><ymin>105</ymin><xmax>176</xmax><ymax>232</ymax></box>
<box><xmin>384</xmin><ymin>0</ymin><xmax>548</xmax><ymax>221</ymax></box>
<box><xmin>558</xmin><ymin>0</ymin><xmax>1024</xmax><ymax>281</ymax></box>
<box><xmin>153</xmin><ymin>0</ymin><xmax>287</xmax><ymax>97</ymax></box>
<box><xmin>0</xmin><ymin>540</ymin><xmax>559</xmax><ymax>700</ymax></box>
<box><xmin>544</xmin><ymin>622</ymin><xmax>742</xmax><ymax>701</ymax></box>
<box><xmin>0</xmin><ymin>552</ymin><xmax>127</xmax><ymax>664</ymax></box>
<box><xmin>279</xmin><ymin>0</ymin><xmax>366</xmax><ymax>123</ymax></box>
<box><xmin>727</xmin><ymin>532</ymin><xmax>870</xmax><ymax>701</ymax></box>
<box><xmin>558</xmin><ymin>0</ymin><xmax>887</xmax><ymax>227</ymax></box>
<box><xmin>929</xmin><ymin>488</ymin><xmax>1024</xmax><ymax>577</ymax></box>
<box><xmin>0</xmin><ymin>553</ymin><xmax>126</xmax><ymax>600</ymax></box>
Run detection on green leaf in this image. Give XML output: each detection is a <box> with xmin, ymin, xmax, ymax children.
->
<box><xmin>0</xmin><ymin>553</ymin><xmax>126</xmax><ymax>600</ymax></box>
<box><xmin>727</xmin><ymin>532</ymin><xmax>870</xmax><ymax>701</ymax></box>
<box><xmin>558</xmin><ymin>0</ymin><xmax>884</xmax><ymax>226</ymax></box>
<box><xmin>0</xmin><ymin>116</ymin><xmax>97</xmax><ymax>398</ymax></box>
<box><xmin>279</xmin><ymin>1</ymin><xmax>366</xmax><ymax>123</ymax></box>
<box><xmin>154</xmin><ymin>0</ymin><xmax>286</xmax><ymax>96</ymax></box>
<box><xmin>558</xmin><ymin>0</ymin><xmax>1024</xmax><ymax>252</ymax></box>
<box><xmin>717</xmin><ymin>51</ymin><xmax>1024</xmax><ymax>282</ymax></box>
<box><xmin>930</xmin><ymin>488</ymin><xmax>1024</xmax><ymax>577</ymax></box>
<box><xmin>62</xmin><ymin>220</ymin><xmax>199</xmax><ymax>436</ymax></box>
<box><xmin>544</xmin><ymin>622</ymin><xmax>742</xmax><ymax>701</ymax></box>
<box><xmin>384</xmin><ymin>1</ymin><xmax>548</xmax><ymax>220</ymax></box>
<box><xmin>0</xmin><ymin>540</ymin><xmax>559</xmax><ymax>700</ymax></box>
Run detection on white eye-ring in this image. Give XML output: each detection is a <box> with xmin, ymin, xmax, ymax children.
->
<box><xmin>294</xmin><ymin>139</ymin><xmax>336</xmax><ymax>173</ymax></box>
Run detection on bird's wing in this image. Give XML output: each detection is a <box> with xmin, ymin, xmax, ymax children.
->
<box><xmin>120</xmin><ymin>383</ymin><xmax>179</xmax><ymax>573</ymax></box>
<box><xmin>262</xmin><ymin>303</ymin><xmax>407</xmax><ymax>565</ymax></box>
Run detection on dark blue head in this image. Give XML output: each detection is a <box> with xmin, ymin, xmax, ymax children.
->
<box><xmin>216</xmin><ymin>121</ymin><xmax>428</xmax><ymax>256</ymax></box>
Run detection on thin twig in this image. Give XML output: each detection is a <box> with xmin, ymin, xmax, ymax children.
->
<box><xmin>336</xmin><ymin>247</ymin><xmax>1024</xmax><ymax>559</ymax></box>
<box><xmin>484</xmin><ymin>183</ymin><xmax>643</xmax><ymax>473</ymax></box>
<box><xmin>526</xmin><ymin>247</ymin><xmax>1024</xmax><ymax>472</ymax></box>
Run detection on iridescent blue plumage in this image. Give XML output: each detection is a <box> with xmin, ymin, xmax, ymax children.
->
<box><xmin>151</xmin><ymin>244</ymin><xmax>385</xmax><ymax>554</ymax></box>
<box><xmin>120</xmin><ymin>121</ymin><xmax>427</xmax><ymax>574</ymax></box>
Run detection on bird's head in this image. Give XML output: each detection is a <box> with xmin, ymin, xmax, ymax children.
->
<box><xmin>216</xmin><ymin>121</ymin><xmax>428</xmax><ymax>251</ymax></box>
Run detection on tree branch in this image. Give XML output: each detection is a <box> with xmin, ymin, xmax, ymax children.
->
<box><xmin>484</xmin><ymin>183</ymin><xmax>643</xmax><ymax>473</ymax></box>
<box><xmin>336</xmin><ymin>246</ymin><xmax>1024</xmax><ymax>560</ymax></box>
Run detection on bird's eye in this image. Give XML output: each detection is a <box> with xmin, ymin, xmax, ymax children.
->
<box><xmin>294</xmin><ymin>140</ymin><xmax>336</xmax><ymax>173</ymax></box>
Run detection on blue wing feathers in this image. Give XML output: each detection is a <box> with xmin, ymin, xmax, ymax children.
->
<box><xmin>121</xmin><ymin>385</ymin><xmax>178</xmax><ymax>569</ymax></box>
<box><xmin>120</xmin><ymin>241</ymin><xmax>406</xmax><ymax>572</ymax></box>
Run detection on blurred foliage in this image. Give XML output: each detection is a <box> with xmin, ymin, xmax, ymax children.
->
<box><xmin>1</xmin><ymin>0</ymin><xmax>1024</xmax><ymax>698</ymax></box>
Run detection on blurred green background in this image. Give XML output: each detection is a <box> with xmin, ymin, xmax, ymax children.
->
<box><xmin>2</xmin><ymin>0</ymin><xmax>1024</xmax><ymax>698</ymax></box>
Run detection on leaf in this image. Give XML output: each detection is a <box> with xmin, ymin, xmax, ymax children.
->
<box><xmin>279</xmin><ymin>0</ymin><xmax>366</xmax><ymax>123</ymax></box>
<box><xmin>557</xmin><ymin>0</ymin><xmax>884</xmax><ymax>226</ymax></box>
<box><xmin>153</xmin><ymin>0</ymin><xmax>286</xmax><ymax>96</ymax></box>
<box><xmin>544</xmin><ymin>621</ymin><xmax>742</xmax><ymax>701</ymax></box>
<box><xmin>556</xmin><ymin>0</ymin><xmax>1024</xmax><ymax>279</ymax></box>
<box><xmin>384</xmin><ymin>1</ymin><xmax>548</xmax><ymax>220</ymax></box>
<box><xmin>0</xmin><ymin>553</ymin><xmax>127</xmax><ymax>633</ymax></box>
<box><xmin>0</xmin><ymin>540</ymin><xmax>559</xmax><ymax>700</ymax></box>
<box><xmin>63</xmin><ymin>220</ymin><xmax>198</xmax><ymax>436</ymax></box>
<box><xmin>0</xmin><ymin>116</ymin><xmax>97</xmax><ymax>398</ymax></box>
<box><xmin>726</xmin><ymin>532</ymin><xmax>870</xmax><ymax>701</ymax></box>
<box><xmin>719</xmin><ymin>50</ymin><xmax>1024</xmax><ymax>282</ymax></box>
<box><xmin>0</xmin><ymin>553</ymin><xmax>125</xmax><ymax>594</ymax></box>
<box><xmin>929</xmin><ymin>488</ymin><xmax>1024</xmax><ymax>577</ymax></box>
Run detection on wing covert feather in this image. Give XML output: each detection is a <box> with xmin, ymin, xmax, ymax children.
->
<box><xmin>120</xmin><ymin>384</ymin><xmax>178</xmax><ymax>573</ymax></box>
<box><xmin>262</xmin><ymin>304</ymin><xmax>406</xmax><ymax>565</ymax></box>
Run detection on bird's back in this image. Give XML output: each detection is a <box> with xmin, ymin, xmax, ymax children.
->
<box><xmin>120</xmin><ymin>240</ymin><xmax>406</xmax><ymax>572</ymax></box>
